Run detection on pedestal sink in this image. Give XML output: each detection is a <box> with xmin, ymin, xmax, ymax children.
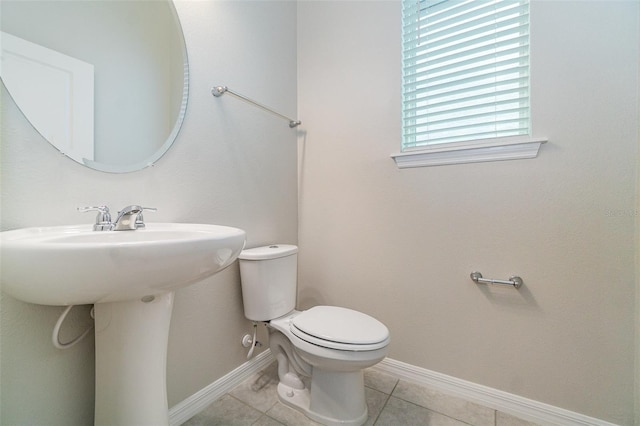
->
<box><xmin>0</xmin><ymin>223</ymin><xmax>246</xmax><ymax>425</ymax></box>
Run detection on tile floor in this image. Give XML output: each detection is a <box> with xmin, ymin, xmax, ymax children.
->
<box><xmin>183</xmin><ymin>362</ymin><xmax>539</xmax><ymax>426</ymax></box>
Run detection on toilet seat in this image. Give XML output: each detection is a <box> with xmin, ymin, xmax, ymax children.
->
<box><xmin>290</xmin><ymin>306</ymin><xmax>389</xmax><ymax>351</ymax></box>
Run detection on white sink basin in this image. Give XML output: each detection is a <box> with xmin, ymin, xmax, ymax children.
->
<box><xmin>0</xmin><ymin>223</ymin><xmax>246</xmax><ymax>305</ymax></box>
<box><xmin>1</xmin><ymin>221</ymin><xmax>246</xmax><ymax>424</ymax></box>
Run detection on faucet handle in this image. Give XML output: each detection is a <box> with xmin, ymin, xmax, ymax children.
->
<box><xmin>135</xmin><ymin>207</ymin><xmax>157</xmax><ymax>229</ymax></box>
<box><xmin>78</xmin><ymin>206</ymin><xmax>114</xmax><ymax>231</ymax></box>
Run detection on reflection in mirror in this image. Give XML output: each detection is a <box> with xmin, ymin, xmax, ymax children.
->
<box><xmin>0</xmin><ymin>0</ymin><xmax>188</xmax><ymax>173</ymax></box>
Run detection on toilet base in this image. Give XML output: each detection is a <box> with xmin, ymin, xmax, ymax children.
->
<box><xmin>276</xmin><ymin>371</ymin><xmax>368</xmax><ymax>426</ymax></box>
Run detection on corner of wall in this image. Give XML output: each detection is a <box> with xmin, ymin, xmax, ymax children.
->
<box><xmin>635</xmin><ymin>28</ymin><xmax>640</xmax><ymax>424</ymax></box>
<box><xmin>636</xmin><ymin>136</ymin><xmax>639</xmax><ymax>426</ymax></box>
<box><xmin>635</xmin><ymin>117</ymin><xmax>640</xmax><ymax>426</ymax></box>
<box><xmin>635</xmin><ymin>10</ymin><xmax>640</xmax><ymax>421</ymax></box>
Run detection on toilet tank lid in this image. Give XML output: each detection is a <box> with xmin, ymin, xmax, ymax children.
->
<box><xmin>239</xmin><ymin>244</ymin><xmax>298</xmax><ymax>260</ymax></box>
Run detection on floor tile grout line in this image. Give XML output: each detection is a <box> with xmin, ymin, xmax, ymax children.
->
<box><xmin>251</xmin><ymin>412</ymin><xmax>283</xmax><ymax>426</ymax></box>
<box><xmin>388</xmin><ymin>395</ymin><xmax>481</xmax><ymax>426</ymax></box>
<box><xmin>386</xmin><ymin>379</ymin><xmax>490</xmax><ymax>426</ymax></box>
<box><xmin>371</xmin><ymin>391</ymin><xmax>393</xmax><ymax>425</ymax></box>
<box><xmin>365</xmin><ymin>376</ymin><xmax>398</xmax><ymax>425</ymax></box>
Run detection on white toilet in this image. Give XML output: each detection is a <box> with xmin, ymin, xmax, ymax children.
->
<box><xmin>238</xmin><ymin>244</ymin><xmax>390</xmax><ymax>426</ymax></box>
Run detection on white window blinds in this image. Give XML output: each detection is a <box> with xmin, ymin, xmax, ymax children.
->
<box><xmin>402</xmin><ymin>0</ymin><xmax>530</xmax><ymax>149</ymax></box>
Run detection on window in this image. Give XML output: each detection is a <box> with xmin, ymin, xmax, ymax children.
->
<box><xmin>393</xmin><ymin>0</ymin><xmax>546</xmax><ymax>168</ymax></box>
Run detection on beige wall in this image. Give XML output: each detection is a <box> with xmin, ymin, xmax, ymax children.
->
<box><xmin>297</xmin><ymin>1</ymin><xmax>638</xmax><ymax>424</ymax></box>
<box><xmin>0</xmin><ymin>1</ymin><xmax>297</xmax><ymax>424</ymax></box>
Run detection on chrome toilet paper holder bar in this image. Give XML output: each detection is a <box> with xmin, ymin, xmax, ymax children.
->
<box><xmin>470</xmin><ymin>272</ymin><xmax>523</xmax><ymax>289</ymax></box>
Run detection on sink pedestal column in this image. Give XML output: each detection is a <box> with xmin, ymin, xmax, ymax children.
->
<box><xmin>94</xmin><ymin>291</ymin><xmax>175</xmax><ymax>425</ymax></box>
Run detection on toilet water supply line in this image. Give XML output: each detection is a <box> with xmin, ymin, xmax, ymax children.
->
<box><xmin>52</xmin><ymin>305</ymin><xmax>94</xmax><ymax>350</ymax></box>
<box><xmin>243</xmin><ymin>322</ymin><xmax>262</xmax><ymax>359</ymax></box>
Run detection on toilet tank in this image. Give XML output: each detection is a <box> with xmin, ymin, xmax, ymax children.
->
<box><xmin>238</xmin><ymin>244</ymin><xmax>298</xmax><ymax>322</ymax></box>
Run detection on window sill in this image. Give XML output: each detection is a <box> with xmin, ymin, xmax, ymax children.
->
<box><xmin>391</xmin><ymin>136</ymin><xmax>548</xmax><ymax>169</ymax></box>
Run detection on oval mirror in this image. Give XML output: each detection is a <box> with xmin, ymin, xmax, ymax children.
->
<box><xmin>0</xmin><ymin>0</ymin><xmax>188</xmax><ymax>173</ymax></box>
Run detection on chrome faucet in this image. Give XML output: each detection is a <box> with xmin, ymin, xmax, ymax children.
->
<box><xmin>79</xmin><ymin>205</ymin><xmax>156</xmax><ymax>231</ymax></box>
<box><xmin>113</xmin><ymin>205</ymin><xmax>157</xmax><ymax>231</ymax></box>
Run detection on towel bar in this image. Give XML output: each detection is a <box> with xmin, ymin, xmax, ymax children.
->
<box><xmin>470</xmin><ymin>271</ymin><xmax>523</xmax><ymax>289</ymax></box>
<box><xmin>212</xmin><ymin>85</ymin><xmax>301</xmax><ymax>128</ymax></box>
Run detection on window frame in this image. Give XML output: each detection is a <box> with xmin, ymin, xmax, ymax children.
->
<box><xmin>392</xmin><ymin>0</ymin><xmax>546</xmax><ymax>168</ymax></box>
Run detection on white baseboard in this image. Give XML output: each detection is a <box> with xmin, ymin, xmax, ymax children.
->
<box><xmin>169</xmin><ymin>352</ymin><xmax>618</xmax><ymax>426</ymax></box>
<box><xmin>374</xmin><ymin>358</ymin><xmax>619</xmax><ymax>426</ymax></box>
<box><xmin>168</xmin><ymin>349</ymin><xmax>274</xmax><ymax>426</ymax></box>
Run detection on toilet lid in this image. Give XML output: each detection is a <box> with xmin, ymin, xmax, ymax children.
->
<box><xmin>290</xmin><ymin>306</ymin><xmax>389</xmax><ymax>351</ymax></box>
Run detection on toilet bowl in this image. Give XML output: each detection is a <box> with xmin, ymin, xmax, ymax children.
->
<box><xmin>238</xmin><ymin>245</ymin><xmax>390</xmax><ymax>426</ymax></box>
